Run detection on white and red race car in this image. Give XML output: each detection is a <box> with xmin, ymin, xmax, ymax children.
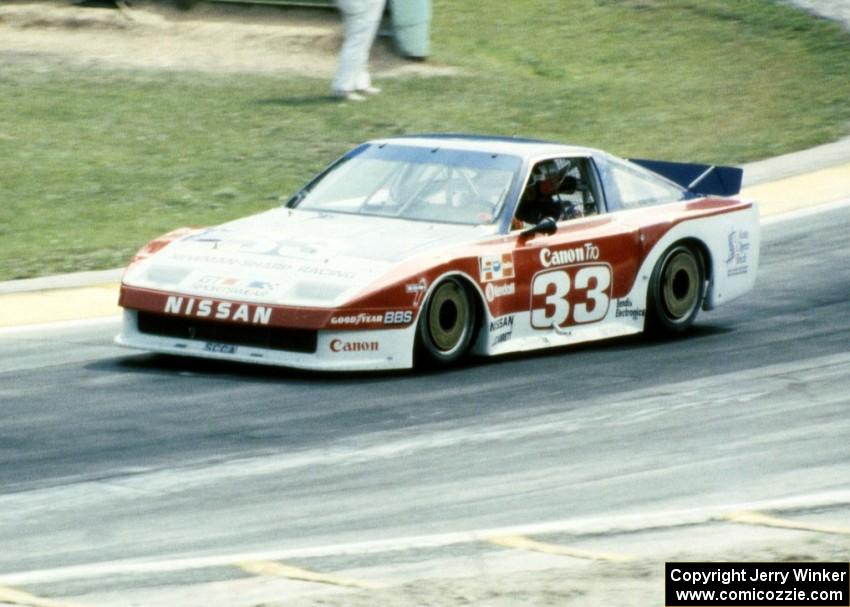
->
<box><xmin>116</xmin><ymin>135</ymin><xmax>759</xmax><ymax>371</ymax></box>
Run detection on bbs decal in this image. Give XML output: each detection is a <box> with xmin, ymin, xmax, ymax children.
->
<box><xmin>384</xmin><ymin>310</ymin><xmax>413</xmax><ymax>325</ymax></box>
<box><xmin>530</xmin><ymin>264</ymin><xmax>613</xmax><ymax>329</ymax></box>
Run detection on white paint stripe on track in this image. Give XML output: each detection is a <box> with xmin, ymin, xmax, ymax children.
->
<box><xmin>2</xmin><ymin>490</ymin><xmax>850</xmax><ymax>586</ymax></box>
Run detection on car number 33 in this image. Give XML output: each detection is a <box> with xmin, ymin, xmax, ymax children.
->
<box><xmin>116</xmin><ymin>135</ymin><xmax>758</xmax><ymax>371</ymax></box>
<box><xmin>531</xmin><ymin>264</ymin><xmax>613</xmax><ymax>329</ymax></box>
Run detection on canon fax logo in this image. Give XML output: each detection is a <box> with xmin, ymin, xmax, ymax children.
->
<box><xmin>164</xmin><ymin>296</ymin><xmax>272</xmax><ymax>325</ymax></box>
<box><xmin>540</xmin><ymin>243</ymin><xmax>600</xmax><ymax>268</ymax></box>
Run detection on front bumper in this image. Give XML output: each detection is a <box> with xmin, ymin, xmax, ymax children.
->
<box><xmin>115</xmin><ymin>310</ymin><xmax>416</xmax><ymax>371</ymax></box>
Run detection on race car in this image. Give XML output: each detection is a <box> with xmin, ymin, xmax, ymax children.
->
<box><xmin>116</xmin><ymin>135</ymin><xmax>759</xmax><ymax>371</ymax></box>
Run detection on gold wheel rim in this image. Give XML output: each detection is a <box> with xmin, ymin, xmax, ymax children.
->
<box><xmin>662</xmin><ymin>251</ymin><xmax>699</xmax><ymax>320</ymax></box>
<box><xmin>428</xmin><ymin>281</ymin><xmax>470</xmax><ymax>352</ymax></box>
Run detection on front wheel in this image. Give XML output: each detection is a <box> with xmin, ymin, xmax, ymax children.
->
<box><xmin>647</xmin><ymin>243</ymin><xmax>705</xmax><ymax>334</ymax></box>
<box><xmin>416</xmin><ymin>277</ymin><xmax>476</xmax><ymax>366</ymax></box>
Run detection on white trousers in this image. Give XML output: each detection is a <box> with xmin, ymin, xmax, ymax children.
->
<box><xmin>332</xmin><ymin>0</ymin><xmax>386</xmax><ymax>93</ymax></box>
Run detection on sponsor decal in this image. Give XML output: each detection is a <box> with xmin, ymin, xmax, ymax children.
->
<box><xmin>164</xmin><ymin>295</ymin><xmax>272</xmax><ymax>325</ymax></box>
<box><xmin>492</xmin><ymin>333</ymin><xmax>512</xmax><ymax>346</ymax></box>
<box><xmin>479</xmin><ymin>253</ymin><xmax>515</xmax><ymax>283</ymax></box>
<box><xmin>725</xmin><ymin>229</ymin><xmax>750</xmax><ymax>276</ymax></box>
<box><xmin>185</xmin><ymin>232</ymin><xmax>332</xmax><ymax>259</ymax></box>
<box><xmin>275</xmin><ymin>241</ymin><xmax>327</xmax><ymax>258</ymax></box>
<box><xmin>489</xmin><ymin>315</ymin><xmax>515</xmax><ymax>332</ymax></box>
<box><xmin>485</xmin><ymin>281</ymin><xmax>516</xmax><ymax>303</ymax></box>
<box><xmin>615</xmin><ymin>298</ymin><xmax>646</xmax><ymax>320</ymax></box>
<box><xmin>192</xmin><ymin>275</ymin><xmax>280</xmax><ymax>298</ymax></box>
<box><xmin>197</xmin><ymin>275</ymin><xmax>241</xmax><ymax>286</ymax></box>
<box><xmin>330</xmin><ymin>311</ymin><xmax>413</xmax><ymax>326</ymax></box>
<box><xmin>331</xmin><ymin>313</ymin><xmax>383</xmax><ymax>326</ymax></box>
<box><xmin>406</xmin><ymin>279</ymin><xmax>427</xmax><ymax>294</ymax></box>
<box><xmin>489</xmin><ymin>314</ymin><xmax>514</xmax><ymax>347</ymax></box>
<box><xmin>540</xmin><ymin>243</ymin><xmax>600</xmax><ymax>268</ymax></box>
<box><xmin>405</xmin><ymin>278</ymin><xmax>428</xmax><ymax>306</ymax></box>
<box><xmin>329</xmin><ymin>339</ymin><xmax>380</xmax><ymax>353</ymax></box>
<box><xmin>168</xmin><ymin>253</ymin><xmax>357</xmax><ymax>280</ymax></box>
<box><xmin>297</xmin><ymin>265</ymin><xmax>357</xmax><ymax>279</ymax></box>
<box><xmin>204</xmin><ymin>342</ymin><xmax>237</xmax><ymax>354</ymax></box>
<box><xmin>384</xmin><ymin>310</ymin><xmax>414</xmax><ymax>325</ymax></box>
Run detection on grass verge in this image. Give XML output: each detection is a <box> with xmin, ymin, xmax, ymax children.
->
<box><xmin>2</xmin><ymin>0</ymin><xmax>850</xmax><ymax>280</ymax></box>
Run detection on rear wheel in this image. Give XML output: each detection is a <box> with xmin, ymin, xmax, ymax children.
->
<box><xmin>416</xmin><ymin>277</ymin><xmax>476</xmax><ymax>366</ymax></box>
<box><xmin>647</xmin><ymin>243</ymin><xmax>705</xmax><ymax>334</ymax></box>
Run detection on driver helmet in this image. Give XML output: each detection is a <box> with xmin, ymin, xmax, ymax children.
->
<box><xmin>531</xmin><ymin>162</ymin><xmax>561</xmax><ymax>197</ymax></box>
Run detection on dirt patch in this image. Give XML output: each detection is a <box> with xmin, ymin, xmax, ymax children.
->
<box><xmin>0</xmin><ymin>0</ymin><xmax>458</xmax><ymax>79</ymax></box>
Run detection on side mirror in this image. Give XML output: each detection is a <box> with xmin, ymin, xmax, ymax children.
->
<box><xmin>521</xmin><ymin>216</ymin><xmax>558</xmax><ymax>238</ymax></box>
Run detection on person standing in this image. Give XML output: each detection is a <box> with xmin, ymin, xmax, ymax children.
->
<box><xmin>332</xmin><ymin>0</ymin><xmax>386</xmax><ymax>101</ymax></box>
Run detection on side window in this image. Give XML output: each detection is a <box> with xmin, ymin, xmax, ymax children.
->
<box><xmin>512</xmin><ymin>157</ymin><xmax>600</xmax><ymax>229</ymax></box>
<box><xmin>603</xmin><ymin>159</ymin><xmax>685</xmax><ymax>210</ymax></box>
<box><xmin>565</xmin><ymin>159</ymin><xmax>600</xmax><ymax>218</ymax></box>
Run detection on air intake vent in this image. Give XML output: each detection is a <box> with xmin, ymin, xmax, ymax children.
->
<box><xmin>138</xmin><ymin>312</ymin><xmax>317</xmax><ymax>354</ymax></box>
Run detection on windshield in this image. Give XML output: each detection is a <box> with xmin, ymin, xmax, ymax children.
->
<box><xmin>291</xmin><ymin>144</ymin><xmax>521</xmax><ymax>225</ymax></box>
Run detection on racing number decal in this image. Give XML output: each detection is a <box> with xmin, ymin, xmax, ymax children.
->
<box><xmin>531</xmin><ymin>272</ymin><xmax>570</xmax><ymax>328</ymax></box>
<box><xmin>531</xmin><ymin>264</ymin><xmax>612</xmax><ymax>329</ymax></box>
<box><xmin>573</xmin><ymin>265</ymin><xmax>611</xmax><ymax>323</ymax></box>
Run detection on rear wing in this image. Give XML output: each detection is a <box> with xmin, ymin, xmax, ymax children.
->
<box><xmin>630</xmin><ymin>158</ymin><xmax>743</xmax><ymax>197</ymax></box>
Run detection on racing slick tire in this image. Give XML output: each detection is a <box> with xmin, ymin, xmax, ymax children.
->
<box><xmin>647</xmin><ymin>242</ymin><xmax>705</xmax><ymax>335</ymax></box>
<box><xmin>416</xmin><ymin>277</ymin><xmax>476</xmax><ymax>366</ymax></box>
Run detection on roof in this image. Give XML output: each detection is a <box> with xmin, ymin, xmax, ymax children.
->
<box><xmin>370</xmin><ymin>134</ymin><xmax>597</xmax><ymax>161</ymax></box>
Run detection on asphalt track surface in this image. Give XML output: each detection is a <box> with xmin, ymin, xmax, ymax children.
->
<box><xmin>1</xmin><ymin>201</ymin><xmax>849</xmax><ymax>603</ymax></box>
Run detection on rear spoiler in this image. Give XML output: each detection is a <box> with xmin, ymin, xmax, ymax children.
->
<box><xmin>630</xmin><ymin>158</ymin><xmax>743</xmax><ymax>197</ymax></box>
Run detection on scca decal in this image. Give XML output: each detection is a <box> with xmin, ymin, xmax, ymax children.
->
<box><xmin>164</xmin><ymin>296</ymin><xmax>272</xmax><ymax>325</ymax></box>
<box><xmin>329</xmin><ymin>339</ymin><xmax>380</xmax><ymax>353</ymax></box>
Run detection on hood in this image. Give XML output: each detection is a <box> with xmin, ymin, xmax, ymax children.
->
<box><xmin>123</xmin><ymin>208</ymin><xmax>492</xmax><ymax>308</ymax></box>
